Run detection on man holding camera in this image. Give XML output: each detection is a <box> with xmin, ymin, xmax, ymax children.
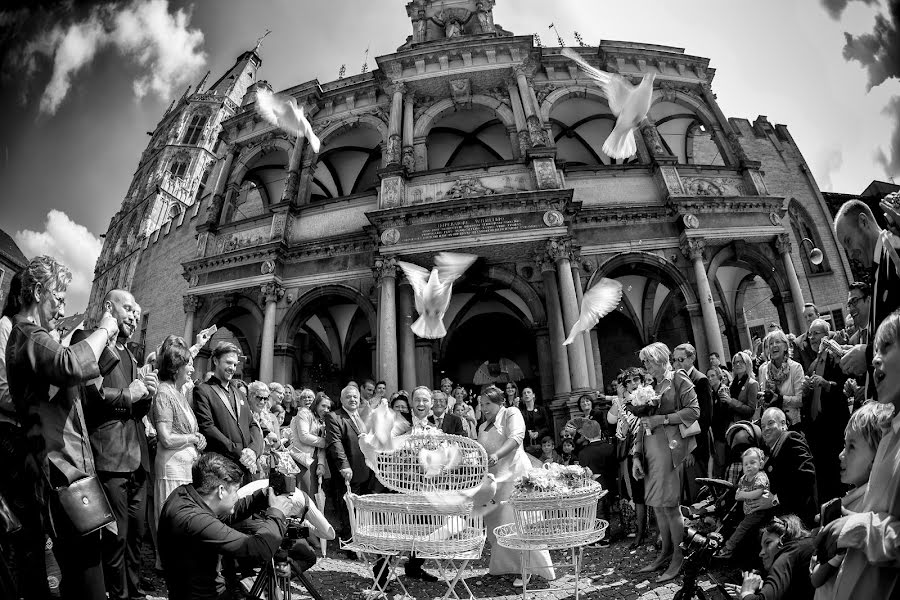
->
<box><xmin>158</xmin><ymin>452</ymin><xmax>294</xmax><ymax>600</ymax></box>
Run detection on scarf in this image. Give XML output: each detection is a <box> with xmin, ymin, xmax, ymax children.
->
<box><xmin>766</xmin><ymin>359</ymin><xmax>789</xmax><ymax>391</ymax></box>
<box><xmin>729</xmin><ymin>373</ymin><xmax>748</xmax><ymax>402</ymax></box>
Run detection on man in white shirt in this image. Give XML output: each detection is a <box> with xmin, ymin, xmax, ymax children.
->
<box><xmin>409</xmin><ymin>386</ymin><xmax>435</xmax><ymax>433</ymax></box>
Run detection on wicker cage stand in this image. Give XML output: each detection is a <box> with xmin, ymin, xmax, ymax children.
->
<box><xmin>495</xmin><ymin>472</ymin><xmax>609</xmax><ymax>599</ymax></box>
<box><xmin>341</xmin><ymin>432</ymin><xmax>488</xmax><ymax>599</ymax></box>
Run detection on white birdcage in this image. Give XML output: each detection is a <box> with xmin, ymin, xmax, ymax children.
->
<box><xmin>345</xmin><ymin>433</ymin><xmax>488</xmax><ymax>559</ymax></box>
<box><xmin>505</xmin><ymin>465</ymin><xmax>608</xmax><ymax>548</ymax></box>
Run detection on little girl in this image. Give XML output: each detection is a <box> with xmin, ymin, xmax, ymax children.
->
<box><xmin>718</xmin><ymin>447</ymin><xmax>770</xmax><ymax>559</ymax></box>
<box><xmin>556</xmin><ymin>439</ymin><xmax>576</xmax><ymax>465</ymax></box>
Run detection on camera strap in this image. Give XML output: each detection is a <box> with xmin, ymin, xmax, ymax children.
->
<box><xmin>298</xmin><ymin>493</ymin><xmax>310</xmax><ymax>522</ymax></box>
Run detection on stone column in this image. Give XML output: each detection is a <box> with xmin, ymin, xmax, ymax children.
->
<box><xmin>639</xmin><ymin>118</ymin><xmax>672</xmax><ymax>160</ymax></box>
<box><xmin>548</xmin><ymin>240</ymin><xmax>591</xmax><ymax>390</ymax></box>
<box><xmin>183</xmin><ymin>295</ymin><xmax>202</xmax><ymax>342</ymax></box>
<box><xmin>514</xmin><ymin>66</ymin><xmax>546</xmax><ymax>147</ymax></box>
<box><xmin>259</xmin><ymin>282</ymin><xmax>284</xmax><ymax>383</ymax></box>
<box><xmin>687</xmin><ymin>304</ymin><xmax>711</xmax><ymax>364</ymax></box>
<box><xmin>205</xmin><ymin>144</ymin><xmax>236</xmax><ymax>227</ymax></box>
<box><xmin>402</xmin><ymin>91</ymin><xmax>415</xmax><ymax>171</ymax></box>
<box><xmin>776</xmin><ymin>233</ymin><xmax>808</xmax><ymax>333</ymax></box>
<box><xmin>397</xmin><ymin>281</ymin><xmax>417</xmax><ymax>392</ymax></box>
<box><xmin>533</xmin><ymin>325</ymin><xmax>555</xmax><ymax>402</ymax></box>
<box><xmin>506</xmin><ymin>78</ymin><xmax>530</xmax><ymax>155</ymax></box>
<box><xmin>536</xmin><ymin>256</ymin><xmax>570</xmax><ymax>395</ymax></box>
<box><xmin>571</xmin><ymin>257</ymin><xmax>597</xmax><ymax>390</ymax></box>
<box><xmin>295</xmin><ymin>147</ymin><xmax>320</xmax><ymax>206</ymax></box>
<box><xmin>681</xmin><ymin>239</ymin><xmax>725</xmax><ymax>359</ymax></box>
<box><xmin>387</xmin><ymin>83</ymin><xmax>405</xmax><ymax>166</ymax></box>
<box><xmin>590</xmin><ymin>329</ymin><xmax>604</xmax><ymax>389</ymax></box>
<box><xmin>273</xmin><ymin>343</ymin><xmax>296</xmax><ymax>386</ymax></box>
<box><xmin>281</xmin><ymin>135</ymin><xmax>305</xmax><ymax>203</ymax></box>
<box><xmin>373</xmin><ymin>257</ymin><xmax>399</xmax><ymax>391</ymax></box>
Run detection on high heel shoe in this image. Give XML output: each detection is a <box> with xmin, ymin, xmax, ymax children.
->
<box><xmin>636</xmin><ymin>553</ymin><xmax>671</xmax><ymax>573</ymax></box>
<box><xmin>655</xmin><ymin>556</ymin><xmax>684</xmax><ymax>584</ymax></box>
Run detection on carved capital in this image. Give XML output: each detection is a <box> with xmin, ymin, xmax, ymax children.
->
<box><xmin>546</xmin><ymin>238</ymin><xmax>573</xmax><ymax>263</ymax></box>
<box><xmin>512</xmin><ymin>65</ymin><xmax>527</xmax><ymax>79</ymax></box>
<box><xmin>260</xmin><ymin>282</ymin><xmax>285</xmax><ymax>304</ymax></box>
<box><xmin>391</xmin><ymin>81</ymin><xmax>407</xmax><ymax>96</ymax></box>
<box><xmin>183</xmin><ymin>295</ymin><xmax>203</xmax><ymax>314</ymax></box>
<box><xmin>680</xmin><ymin>238</ymin><xmax>707</xmax><ymax>262</ymax></box>
<box><xmin>533</xmin><ymin>252</ymin><xmax>556</xmax><ymax>274</ymax></box>
<box><xmin>373</xmin><ymin>256</ymin><xmax>398</xmax><ymax>284</ymax></box>
<box><xmin>775</xmin><ymin>233</ymin><xmax>792</xmax><ymax>255</ymax></box>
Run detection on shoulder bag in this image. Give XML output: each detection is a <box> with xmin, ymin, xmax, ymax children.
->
<box><xmin>48</xmin><ymin>453</ymin><xmax>114</xmax><ymax>536</ymax></box>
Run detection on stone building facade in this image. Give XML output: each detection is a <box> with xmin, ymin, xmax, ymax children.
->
<box><xmin>88</xmin><ymin>0</ymin><xmax>852</xmax><ymax>433</ymax></box>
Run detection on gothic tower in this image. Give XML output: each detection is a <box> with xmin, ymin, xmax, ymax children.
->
<box><xmin>86</xmin><ymin>49</ymin><xmax>262</xmax><ymax>323</ymax></box>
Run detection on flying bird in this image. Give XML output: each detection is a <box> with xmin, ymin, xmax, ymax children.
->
<box><xmin>561</xmin><ymin>47</ymin><xmax>655</xmax><ymax>160</ymax></box>
<box><xmin>256</xmin><ymin>88</ymin><xmax>321</xmax><ymax>153</ymax></box>
<box><xmin>397</xmin><ymin>252</ymin><xmax>477</xmax><ymax>339</ymax></box>
<box><xmin>563</xmin><ymin>277</ymin><xmax>623</xmax><ymax>345</ymax></box>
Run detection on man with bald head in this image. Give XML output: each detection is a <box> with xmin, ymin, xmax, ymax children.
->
<box><xmin>325</xmin><ymin>384</ymin><xmax>381</xmax><ymax>550</ymax></box>
<box><xmin>744</xmin><ymin>408</ymin><xmax>818</xmax><ymax>527</ymax></box>
<box><xmin>74</xmin><ymin>289</ymin><xmax>157</xmax><ymax>600</ymax></box>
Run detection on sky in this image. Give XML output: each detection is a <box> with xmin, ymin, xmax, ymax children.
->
<box><xmin>1</xmin><ymin>0</ymin><xmax>899</xmax><ymax>314</ymax></box>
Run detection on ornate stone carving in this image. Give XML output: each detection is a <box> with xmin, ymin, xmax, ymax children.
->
<box><xmin>543</xmin><ymin>210</ymin><xmax>565</xmax><ymax>227</ymax></box>
<box><xmin>270</xmin><ymin>213</ymin><xmax>288</xmax><ymax>241</ymax></box>
<box><xmin>533</xmin><ymin>252</ymin><xmax>556</xmax><ymax>274</ymax></box>
<box><xmin>526</xmin><ymin>115</ymin><xmax>547</xmax><ymax>147</ymax></box>
<box><xmin>261</xmin><ymin>282</ymin><xmax>285</xmax><ymax>304</ymax></box>
<box><xmin>546</xmin><ymin>238</ymin><xmax>573</xmax><ymax>263</ymax></box>
<box><xmin>373</xmin><ymin>256</ymin><xmax>398</xmax><ymax>283</ymax></box>
<box><xmin>386</xmin><ymin>134</ymin><xmax>402</xmax><ymax>166</ymax></box>
<box><xmin>683</xmin><ymin>213</ymin><xmax>700</xmax><ymax>229</ymax></box>
<box><xmin>774</xmin><ymin>233</ymin><xmax>792</xmax><ymax>255</ymax></box>
<box><xmin>381</xmin><ymin>228</ymin><xmax>401</xmax><ymax>246</ymax></box>
<box><xmin>195</xmin><ymin>232</ymin><xmax>209</xmax><ymax>257</ymax></box>
<box><xmin>449</xmin><ymin>78</ymin><xmax>472</xmax><ymax>108</ymax></box>
<box><xmin>640</xmin><ymin>120</ymin><xmax>667</xmax><ymax>158</ymax></box>
<box><xmin>769</xmin><ymin>212</ymin><xmax>782</xmax><ymax>226</ymax></box>
<box><xmin>401</xmin><ymin>146</ymin><xmax>415</xmax><ymax>171</ymax></box>
<box><xmin>215</xmin><ymin>225</ymin><xmax>271</xmax><ymax>254</ymax></box>
<box><xmin>532</xmin><ymin>157</ymin><xmax>559</xmax><ymax>190</ymax></box>
<box><xmin>682</xmin><ymin>177</ymin><xmax>747</xmax><ymax>197</ymax></box>
<box><xmin>446</xmin><ymin>177</ymin><xmax>496</xmax><ymax>199</ymax></box>
<box><xmin>413</xmin><ymin>9</ymin><xmax>427</xmax><ymax>42</ymax></box>
<box><xmin>260</xmin><ymin>260</ymin><xmax>275</xmax><ymax>275</ymax></box>
<box><xmin>476</xmin><ymin>0</ymin><xmax>495</xmax><ymax>33</ymax></box>
<box><xmin>380</xmin><ymin>175</ymin><xmax>405</xmax><ymax>208</ymax></box>
<box><xmin>535</xmin><ymin>84</ymin><xmax>558</xmax><ymax>105</ymax></box>
<box><xmin>680</xmin><ymin>238</ymin><xmax>706</xmax><ymax>262</ymax></box>
<box><xmin>183</xmin><ymin>295</ymin><xmax>203</xmax><ymax>313</ymax></box>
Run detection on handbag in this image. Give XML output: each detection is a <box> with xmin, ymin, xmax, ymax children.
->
<box><xmin>0</xmin><ymin>491</ymin><xmax>22</xmax><ymax>536</ymax></box>
<box><xmin>679</xmin><ymin>420</ymin><xmax>701</xmax><ymax>438</ymax></box>
<box><xmin>48</xmin><ymin>453</ymin><xmax>114</xmax><ymax>537</ymax></box>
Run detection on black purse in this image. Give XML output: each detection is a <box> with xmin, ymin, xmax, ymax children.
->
<box><xmin>48</xmin><ymin>453</ymin><xmax>114</xmax><ymax>537</ymax></box>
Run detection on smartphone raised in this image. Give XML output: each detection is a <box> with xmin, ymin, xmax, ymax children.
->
<box><xmin>820</xmin><ymin>497</ymin><xmax>842</xmax><ymax>526</ymax></box>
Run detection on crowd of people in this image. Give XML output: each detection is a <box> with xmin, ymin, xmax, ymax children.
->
<box><xmin>0</xmin><ymin>199</ymin><xmax>898</xmax><ymax>600</ymax></box>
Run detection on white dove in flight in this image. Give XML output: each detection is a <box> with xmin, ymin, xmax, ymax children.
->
<box><xmin>397</xmin><ymin>252</ymin><xmax>477</xmax><ymax>339</ymax></box>
<box><xmin>256</xmin><ymin>88</ymin><xmax>321</xmax><ymax>153</ymax></box>
<box><xmin>561</xmin><ymin>48</ymin><xmax>655</xmax><ymax>160</ymax></box>
<box><xmin>563</xmin><ymin>277</ymin><xmax>623</xmax><ymax>345</ymax></box>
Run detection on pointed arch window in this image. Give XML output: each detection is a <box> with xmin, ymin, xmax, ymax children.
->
<box><xmin>788</xmin><ymin>200</ymin><xmax>830</xmax><ymax>275</ymax></box>
<box><xmin>182</xmin><ymin>114</ymin><xmax>208</xmax><ymax>145</ymax></box>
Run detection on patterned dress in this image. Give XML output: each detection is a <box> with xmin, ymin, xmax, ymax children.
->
<box><xmin>152</xmin><ymin>381</ymin><xmax>199</xmax><ymax>524</ymax></box>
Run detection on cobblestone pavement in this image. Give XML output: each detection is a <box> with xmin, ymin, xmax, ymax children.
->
<box><xmin>142</xmin><ymin>537</ymin><xmax>735</xmax><ymax>600</ymax></box>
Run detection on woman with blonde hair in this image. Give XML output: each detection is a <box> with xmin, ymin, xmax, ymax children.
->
<box><xmin>633</xmin><ymin>341</ymin><xmax>700</xmax><ymax>583</ymax></box>
<box><xmin>711</xmin><ymin>350</ymin><xmax>758</xmax><ymax>477</ymax></box>
<box><xmin>757</xmin><ymin>329</ymin><xmax>804</xmax><ymax>427</ymax></box>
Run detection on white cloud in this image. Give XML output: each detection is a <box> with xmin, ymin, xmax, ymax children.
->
<box><xmin>14</xmin><ymin>210</ymin><xmax>103</xmax><ymax>314</ymax></box>
<box><xmin>28</xmin><ymin>0</ymin><xmax>206</xmax><ymax>115</ymax></box>
<box><xmin>813</xmin><ymin>148</ymin><xmax>844</xmax><ymax>192</ymax></box>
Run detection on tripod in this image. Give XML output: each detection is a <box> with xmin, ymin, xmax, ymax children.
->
<box><xmin>245</xmin><ymin>554</ymin><xmax>325</xmax><ymax>600</ymax></box>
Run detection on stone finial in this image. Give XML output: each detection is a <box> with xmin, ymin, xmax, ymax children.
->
<box><xmin>680</xmin><ymin>238</ymin><xmax>707</xmax><ymax>262</ymax></box>
<box><xmin>774</xmin><ymin>233</ymin><xmax>792</xmax><ymax>255</ymax></box>
<box><xmin>260</xmin><ymin>282</ymin><xmax>285</xmax><ymax>304</ymax></box>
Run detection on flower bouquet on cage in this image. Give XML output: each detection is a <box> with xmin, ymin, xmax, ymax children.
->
<box><xmin>513</xmin><ymin>463</ymin><xmax>593</xmax><ymax>495</ymax></box>
<box><xmin>623</xmin><ymin>385</ymin><xmax>660</xmax><ymax>434</ymax></box>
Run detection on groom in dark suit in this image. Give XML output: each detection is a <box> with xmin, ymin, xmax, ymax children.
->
<box><xmin>77</xmin><ymin>289</ymin><xmax>156</xmax><ymax>600</ymax></box>
<box><xmin>193</xmin><ymin>342</ymin><xmax>253</xmax><ymax>481</ymax></box>
<box><xmin>428</xmin><ymin>391</ymin><xmax>466</xmax><ymax>436</ymax></box>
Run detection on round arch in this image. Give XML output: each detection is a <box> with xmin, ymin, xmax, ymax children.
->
<box><xmin>649</xmin><ymin>90</ymin><xmax>719</xmax><ymax>130</ymax></box>
<box><xmin>228</xmin><ymin>136</ymin><xmax>294</xmax><ymax>188</ymax></box>
<box><xmin>413</xmin><ymin>95</ymin><xmax>516</xmax><ymax>139</ymax></box>
<box><xmin>276</xmin><ymin>284</ymin><xmax>377</xmax><ymax>344</ymax></box>
<box><xmin>706</xmin><ymin>242</ymin><xmax>789</xmax><ymax>303</ymax></box>
<box><xmin>316</xmin><ymin>114</ymin><xmax>389</xmax><ymax>149</ymax></box>
<box><xmin>589</xmin><ymin>251</ymin><xmax>699</xmax><ymax>306</ymax></box>
<box><xmin>539</xmin><ymin>85</ymin><xmax>610</xmax><ymax>123</ymax></box>
<box><xmin>483</xmin><ymin>265</ymin><xmax>546</xmax><ymax>324</ymax></box>
<box><xmin>198</xmin><ymin>294</ymin><xmax>266</xmax><ymax>334</ymax></box>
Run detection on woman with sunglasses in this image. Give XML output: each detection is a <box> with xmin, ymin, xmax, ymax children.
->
<box><xmin>607</xmin><ymin>367</ymin><xmax>648</xmax><ymax>548</ymax></box>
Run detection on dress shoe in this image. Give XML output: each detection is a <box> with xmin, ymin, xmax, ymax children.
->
<box><xmin>405</xmin><ymin>569</ymin><xmax>438</xmax><ymax>582</ymax></box>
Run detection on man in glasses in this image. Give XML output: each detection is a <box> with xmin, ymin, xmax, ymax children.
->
<box><xmin>672</xmin><ymin>343</ymin><xmax>713</xmax><ymax>504</ymax></box>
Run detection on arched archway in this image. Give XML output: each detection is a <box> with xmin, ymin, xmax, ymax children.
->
<box><xmin>197</xmin><ymin>294</ymin><xmax>265</xmax><ymax>380</ymax></box>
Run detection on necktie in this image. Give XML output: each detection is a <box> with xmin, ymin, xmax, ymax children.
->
<box><xmin>436</xmin><ymin>417</ymin><xmax>443</xmax><ymax>430</ymax></box>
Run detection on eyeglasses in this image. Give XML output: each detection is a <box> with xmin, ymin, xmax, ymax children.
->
<box><xmin>628</xmin><ymin>377</ymin><xmax>642</xmax><ymax>384</ymax></box>
<box><xmin>256</xmin><ymin>395</ymin><xmax>270</xmax><ymax>401</ymax></box>
<box><xmin>847</xmin><ymin>296</ymin><xmax>865</xmax><ymax>308</ymax></box>
<box><xmin>672</xmin><ymin>357</ymin><xmax>686</xmax><ymax>363</ymax></box>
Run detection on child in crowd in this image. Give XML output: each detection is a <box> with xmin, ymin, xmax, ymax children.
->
<box><xmin>557</xmin><ymin>438</ymin><xmax>576</xmax><ymax>465</ymax></box>
<box><xmin>718</xmin><ymin>447</ymin><xmax>770</xmax><ymax>559</ymax></box>
<box><xmin>452</xmin><ymin>401</ymin><xmax>475</xmax><ymax>438</ymax></box>
<box><xmin>538</xmin><ymin>436</ymin><xmax>559</xmax><ymax>464</ymax></box>
<box><xmin>810</xmin><ymin>402</ymin><xmax>893</xmax><ymax>599</ymax></box>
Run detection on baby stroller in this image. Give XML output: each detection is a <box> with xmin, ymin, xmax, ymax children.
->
<box><xmin>673</xmin><ymin>420</ymin><xmax>762</xmax><ymax>600</ymax></box>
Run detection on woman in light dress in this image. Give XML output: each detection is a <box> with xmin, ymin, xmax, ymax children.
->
<box><xmin>290</xmin><ymin>389</ymin><xmax>331</xmax><ymax>496</ymax></box>
<box><xmin>477</xmin><ymin>384</ymin><xmax>555</xmax><ymax>588</ymax></box>
<box><xmin>151</xmin><ymin>336</ymin><xmax>205</xmax><ymax>569</ymax></box>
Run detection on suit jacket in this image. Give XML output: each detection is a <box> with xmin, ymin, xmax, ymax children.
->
<box><xmin>75</xmin><ymin>328</ymin><xmax>150</xmax><ymax>473</ymax></box>
<box><xmin>790</xmin><ymin>333</ymin><xmax>817</xmax><ymax>374</ymax></box>
<box><xmin>193</xmin><ymin>376</ymin><xmax>252</xmax><ymax>463</ymax></box>
<box><xmin>687</xmin><ymin>366</ymin><xmax>713</xmax><ymax>461</ymax></box>
<box><xmin>803</xmin><ymin>351</ymin><xmax>850</xmax><ymax>442</ymax></box>
<box><xmin>325</xmin><ymin>406</ymin><xmax>370</xmax><ymax>485</ymax></box>
<box><xmin>764</xmin><ymin>430</ymin><xmax>818</xmax><ymax>526</ymax></box>
<box><xmin>865</xmin><ymin>233</ymin><xmax>900</xmax><ymax>399</ymax></box>
<box><xmin>577</xmin><ymin>439</ymin><xmax>617</xmax><ymax>489</ymax></box>
<box><xmin>428</xmin><ymin>412</ymin><xmax>466</xmax><ymax>436</ymax></box>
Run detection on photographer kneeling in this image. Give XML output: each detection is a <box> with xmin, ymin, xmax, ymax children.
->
<box><xmin>159</xmin><ymin>452</ymin><xmax>296</xmax><ymax>600</ymax></box>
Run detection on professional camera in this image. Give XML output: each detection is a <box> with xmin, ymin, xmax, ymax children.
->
<box><xmin>682</xmin><ymin>527</ymin><xmax>723</xmax><ymax>554</ymax></box>
<box><xmin>283</xmin><ymin>517</ymin><xmax>310</xmax><ymax>542</ymax></box>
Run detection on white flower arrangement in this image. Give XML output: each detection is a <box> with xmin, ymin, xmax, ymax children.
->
<box><xmin>513</xmin><ymin>463</ymin><xmax>592</xmax><ymax>495</ymax></box>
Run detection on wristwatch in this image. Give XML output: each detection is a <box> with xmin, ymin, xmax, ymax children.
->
<box><xmin>663</xmin><ymin>414</ymin><xmax>670</xmax><ymax>426</ymax></box>
<box><xmin>771</xmin><ymin>494</ymin><xmax>780</xmax><ymax>507</ymax></box>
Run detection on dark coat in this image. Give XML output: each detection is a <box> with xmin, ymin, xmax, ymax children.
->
<box><xmin>193</xmin><ymin>376</ymin><xmax>252</xmax><ymax>463</ymax></box>
<box><xmin>73</xmin><ymin>328</ymin><xmax>150</xmax><ymax>473</ymax></box>
<box><xmin>158</xmin><ymin>484</ymin><xmax>285</xmax><ymax>600</ymax></box>
<box><xmin>865</xmin><ymin>236</ymin><xmax>900</xmax><ymax>399</ymax></box>
<box><xmin>577</xmin><ymin>439</ymin><xmax>617</xmax><ymax>491</ymax></box>
<box><xmin>428</xmin><ymin>412</ymin><xmax>466</xmax><ymax>436</ymax></box>
<box><xmin>687</xmin><ymin>366</ymin><xmax>713</xmax><ymax>462</ymax></box>
<box><xmin>324</xmin><ymin>406</ymin><xmax>370</xmax><ymax>485</ymax></box>
<box><xmin>764</xmin><ymin>430</ymin><xmax>819</xmax><ymax>526</ymax></box>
